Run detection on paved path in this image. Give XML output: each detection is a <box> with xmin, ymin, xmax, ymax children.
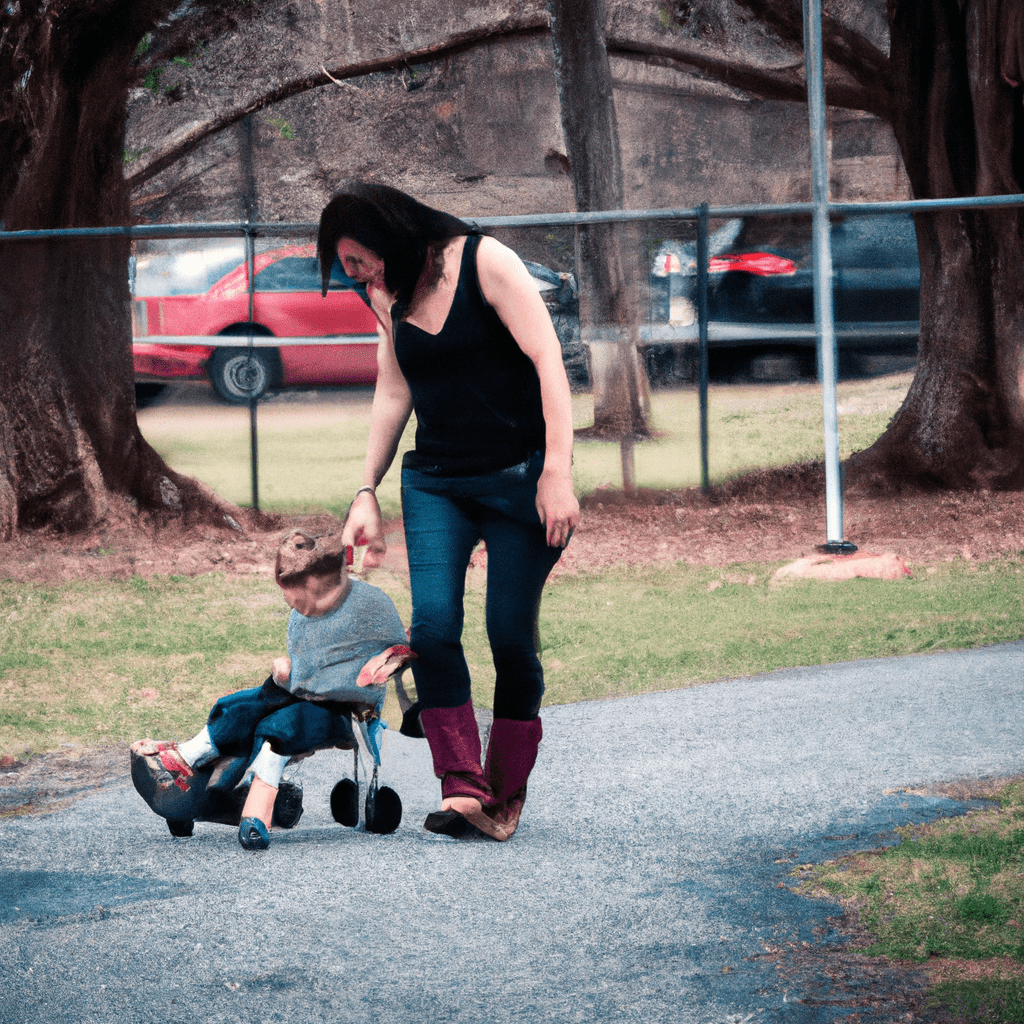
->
<box><xmin>3</xmin><ymin>642</ymin><xmax>1023</xmax><ymax>1024</ymax></box>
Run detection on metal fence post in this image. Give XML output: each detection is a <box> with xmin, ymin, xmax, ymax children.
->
<box><xmin>696</xmin><ymin>203</ymin><xmax>710</xmax><ymax>493</ymax></box>
<box><xmin>803</xmin><ymin>0</ymin><xmax>854</xmax><ymax>552</ymax></box>
<box><xmin>245</xmin><ymin>225</ymin><xmax>260</xmax><ymax>512</ymax></box>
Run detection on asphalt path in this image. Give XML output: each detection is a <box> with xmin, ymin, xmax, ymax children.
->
<box><xmin>3</xmin><ymin>642</ymin><xmax>1023</xmax><ymax>1024</ymax></box>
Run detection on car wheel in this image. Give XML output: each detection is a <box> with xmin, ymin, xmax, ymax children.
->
<box><xmin>208</xmin><ymin>345</ymin><xmax>277</xmax><ymax>404</ymax></box>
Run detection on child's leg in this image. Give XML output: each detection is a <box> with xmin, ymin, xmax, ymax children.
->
<box><xmin>240</xmin><ymin>741</ymin><xmax>289</xmax><ymax>828</ymax></box>
<box><xmin>206</xmin><ymin>678</ymin><xmax>299</xmax><ymax>759</ymax></box>
<box><xmin>177</xmin><ymin>726</ymin><xmax>219</xmax><ymax>768</ymax></box>
<box><xmin>138</xmin><ymin>679</ymin><xmax>297</xmax><ymax>785</ymax></box>
<box><xmin>238</xmin><ymin>702</ymin><xmax>355</xmax><ymax>850</ymax></box>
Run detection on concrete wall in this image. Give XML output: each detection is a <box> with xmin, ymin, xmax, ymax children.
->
<box><xmin>128</xmin><ymin>33</ymin><xmax>910</xmax><ymax>267</ymax></box>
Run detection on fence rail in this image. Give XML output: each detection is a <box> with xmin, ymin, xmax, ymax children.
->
<box><xmin>4</xmin><ymin>190</ymin><xmax>1024</xmax><ymax>242</ymax></box>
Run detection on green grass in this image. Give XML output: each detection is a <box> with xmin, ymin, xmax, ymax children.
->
<box><xmin>796</xmin><ymin>781</ymin><xmax>1024</xmax><ymax>1021</ymax></box>
<box><xmin>930</xmin><ymin>978</ymin><xmax>1024</xmax><ymax>1024</ymax></box>
<box><xmin>533</xmin><ymin>557</ymin><xmax>1024</xmax><ymax>704</ymax></box>
<box><xmin>138</xmin><ymin>389</ymin><xmax>416</xmax><ymax>521</ymax></box>
<box><xmin>137</xmin><ymin>374</ymin><xmax>913</xmax><ymax>515</ymax></box>
<box><xmin>573</xmin><ymin>374</ymin><xmax>909</xmax><ymax>494</ymax></box>
<box><xmin>3</xmin><ymin>554</ymin><xmax>1023</xmax><ymax>758</ymax></box>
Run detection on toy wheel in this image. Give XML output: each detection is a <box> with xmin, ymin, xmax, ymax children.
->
<box><xmin>330</xmin><ymin>778</ymin><xmax>359</xmax><ymax>827</ymax></box>
<box><xmin>273</xmin><ymin>780</ymin><xmax>304</xmax><ymax>829</ymax></box>
<box><xmin>167</xmin><ymin>818</ymin><xmax>194</xmax><ymax>838</ymax></box>
<box><xmin>365</xmin><ymin>785</ymin><xmax>402</xmax><ymax>835</ymax></box>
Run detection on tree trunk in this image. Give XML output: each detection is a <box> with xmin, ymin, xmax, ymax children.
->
<box><xmin>546</xmin><ymin>0</ymin><xmax>651</xmax><ymax>455</ymax></box>
<box><xmin>0</xmin><ymin>2</ymin><xmax>247</xmax><ymax>538</ymax></box>
<box><xmin>848</xmin><ymin>0</ymin><xmax>1024</xmax><ymax>490</ymax></box>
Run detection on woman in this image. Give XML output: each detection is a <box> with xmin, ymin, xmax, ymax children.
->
<box><xmin>317</xmin><ymin>182</ymin><xmax>579</xmax><ymax>841</ymax></box>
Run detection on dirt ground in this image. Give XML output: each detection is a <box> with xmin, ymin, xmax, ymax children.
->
<box><xmin>2</xmin><ymin>464</ymin><xmax>1023</xmax><ymax>585</ymax></box>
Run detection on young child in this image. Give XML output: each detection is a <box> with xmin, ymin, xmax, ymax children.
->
<box><xmin>131</xmin><ymin>529</ymin><xmax>412</xmax><ymax>850</ymax></box>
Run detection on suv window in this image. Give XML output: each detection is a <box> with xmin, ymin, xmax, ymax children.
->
<box><xmin>831</xmin><ymin>215</ymin><xmax>918</xmax><ymax>270</ymax></box>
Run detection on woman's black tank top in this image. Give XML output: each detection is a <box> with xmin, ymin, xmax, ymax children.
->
<box><xmin>394</xmin><ymin>235</ymin><xmax>546</xmax><ymax>476</ymax></box>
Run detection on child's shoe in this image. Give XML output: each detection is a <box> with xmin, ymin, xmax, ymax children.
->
<box><xmin>238</xmin><ymin>817</ymin><xmax>270</xmax><ymax>850</ymax></box>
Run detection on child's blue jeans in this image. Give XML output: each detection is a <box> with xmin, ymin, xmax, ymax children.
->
<box><xmin>206</xmin><ymin>678</ymin><xmax>356</xmax><ymax>765</ymax></box>
<box><xmin>401</xmin><ymin>451</ymin><xmax>564</xmax><ymax>721</ymax></box>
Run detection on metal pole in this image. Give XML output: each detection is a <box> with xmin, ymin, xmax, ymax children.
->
<box><xmin>245</xmin><ymin>226</ymin><xmax>259</xmax><ymax>512</ymax></box>
<box><xmin>696</xmin><ymin>203</ymin><xmax>710</xmax><ymax>493</ymax></box>
<box><xmin>803</xmin><ymin>0</ymin><xmax>854</xmax><ymax>553</ymax></box>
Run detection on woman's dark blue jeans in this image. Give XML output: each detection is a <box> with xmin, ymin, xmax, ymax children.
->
<box><xmin>401</xmin><ymin>451</ymin><xmax>564</xmax><ymax>721</ymax></box>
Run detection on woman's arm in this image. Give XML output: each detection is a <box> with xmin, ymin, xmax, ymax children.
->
<box><xmin>343</xmin><ymin>289</ymin><xmax>414</xmax><ymax>567</ymax></box>
<box><xmin>475</xmin><ymin>235</ymin><xmax>580</xmax><ymax>548</ymax></box>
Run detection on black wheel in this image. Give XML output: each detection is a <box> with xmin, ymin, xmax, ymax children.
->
<box><xmin>273</xmin><ymin>780</ymin><xmax>304</xmax><ymax>829</ymax></box>
<box><xmin>365</xmin><ymin>785</ymin><xmax>402</xmax><ymax>835</ymax></box>
<box><xmin>330</xmin><ymin>778</ymin><xmax>359</xmax><ymax>827</ymax></box>
<box><xmin>208</xmin><ymin>338</ymin><xmax>278</xmax><ymax>404</ymax></box>
<box><xmin>134</xmin><ymin>383</ymin><xmax>167</xmax><ymax>409</ymax></box>
<box><xmin>167</xmin><ymin>818</ymin><xmax>194</xmax><ymax>838</ymax></box>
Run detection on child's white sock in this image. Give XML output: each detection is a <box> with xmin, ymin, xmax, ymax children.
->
<box><xmin>177</xmin><ymin>727</ymin><xmax>219</xmax><ymax>768</ymax></box>
<box><xmin>250</xmin><ymin>741</ymin><xmax>288</xmax><ymax>788</ymax></box>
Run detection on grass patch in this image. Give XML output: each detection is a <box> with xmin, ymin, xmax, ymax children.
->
<box><xmin>138</xmin><ymin>392</ymin><xmax>417</xmax><ymax>521</ymax></box>
<box><xmin>0</xmin><ymin>571</ymin><xmax>411</xmax><ymax>757</ymax></box>
<box><xmin>930</xmin><ymin>977</ymin><xmax>1024</xmax><ymax>1023</ymax></box>
<box><xmin>531</xmin><ymin>557</ymin><xmax>1024</xmax><ymax>705</ymax></box>
<box><xmin>3</xmin><ymin>554</ymin><xmax>1022</xmax><ymax>759</ymax></box>
<box><xmin>138</xmin><ymin>375</ymin><xmax>913</xmax><ymax>513</ymax></box>
<box><xmin>796</xmin><ymin>780</ymin><xmax>1024</xmax><ymax>1021</ymax></box>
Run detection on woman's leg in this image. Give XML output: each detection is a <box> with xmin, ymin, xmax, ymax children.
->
<box><xmin>402</xmin><ymin>475</ymin><xmax>510</xmax><ymax>836</ymax></box>
<box><xmin>479</xmin><ymin>492</ymin><xmax>563</xmax><ymax>722</ymax></box>
<box><xmin>401</xmin><ymin>480</ymin><xmax>479</xmax><ymax>710</ymax></box>
<box><xmin>477</xmin><ymin>471</ymin><xmax>564</xmax><ymax>836</ymax></box>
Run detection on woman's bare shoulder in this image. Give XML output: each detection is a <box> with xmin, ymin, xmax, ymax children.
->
<box><xmin>475</xmin><ymin>235</ymin><xmax>532</xmax><ymax>293</ymax></box>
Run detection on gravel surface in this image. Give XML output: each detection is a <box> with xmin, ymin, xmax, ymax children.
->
<box><xmin>3</xmin><ymin>642</ymin><xmax>1024</xmax><ymax>1024</ymax></box>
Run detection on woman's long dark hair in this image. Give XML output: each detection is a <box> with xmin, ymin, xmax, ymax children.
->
<box><xmin>317</xmin><ymin>182</ymin><xmax>477</xmax><ymax>319</ymax></box>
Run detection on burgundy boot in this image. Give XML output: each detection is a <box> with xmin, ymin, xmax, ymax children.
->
<box><xmin>482</xmin><ymin>716</ymin><xmax>543</xmax><ymax>839</ymax></box>
<box><xmin>419</xmin><ymin>701</ymin><xmax>508</xmax><ymax>841</ymax></box>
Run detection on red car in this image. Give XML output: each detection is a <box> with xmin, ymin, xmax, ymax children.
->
<box><xmin>132</xmin><ymin>243</ymin><xmax>380</xmax><ymax>404</ymax></box>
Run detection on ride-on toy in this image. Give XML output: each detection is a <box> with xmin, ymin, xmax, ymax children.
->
<box><xmin>130</xmin><ymin>651</ymin><xmax>419</xmax><ymax>841</ymax></box>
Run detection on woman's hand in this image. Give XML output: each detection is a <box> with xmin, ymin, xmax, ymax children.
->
<box><xmin>342</xmin><ymin>489</ymin><xmax>388</xmax><ymax>568</ymax></box>
<box><xmin>536</xmin><ymin>465</ymin><xmax>579</xmax><ymax>548</ymax></box>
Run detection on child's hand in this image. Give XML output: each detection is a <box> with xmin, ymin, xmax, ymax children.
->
<box><xmin>272</xmin><ymin>656</ymin><xmax>291</xmax><ymax>685</ymax></box>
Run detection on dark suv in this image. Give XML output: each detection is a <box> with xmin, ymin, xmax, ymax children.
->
<box><xmin>646</xmin><ymin>212</ymin><xmax>920</xmax><ymax>382</ymax></box>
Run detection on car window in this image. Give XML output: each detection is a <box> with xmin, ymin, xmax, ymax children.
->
<box><xmin>133</xmin><ymin>246</ymin><xmax>244</xmax><ymax>297</ymax></box>
<box><xmin>256</xmin><ymin>256</ymin><xmax>326</xmax><ymax>292</ymax></box>
<box><xmin>255</xmin><ymin>255</ymin><xmax>361</xmax><ymax>293</ymax></box>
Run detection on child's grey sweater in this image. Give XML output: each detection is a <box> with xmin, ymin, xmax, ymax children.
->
<box><xmin>284</xmin><ymin>579</ymin><xmax>407</xmax><ymax>712</ymax></box>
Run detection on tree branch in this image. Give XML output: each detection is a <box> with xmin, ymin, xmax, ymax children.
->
<box><xmin>126</xmin><ymin>12</ymin><xmax>551</xmax><ymax>190</ymax></box>
<box><xmin>608</xmin><ymin>32</ymin><xmax>889</xmax><ymax>118</ymax></box>
<box><xmin>126</xmin><ymin>2</ymin><xmax>896</xmax><ymax>196</ymax></box>
<box><xmin>732</xmin><ymin>0</ymin><xmax>893</xmax><ymax>119</ymax></box>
